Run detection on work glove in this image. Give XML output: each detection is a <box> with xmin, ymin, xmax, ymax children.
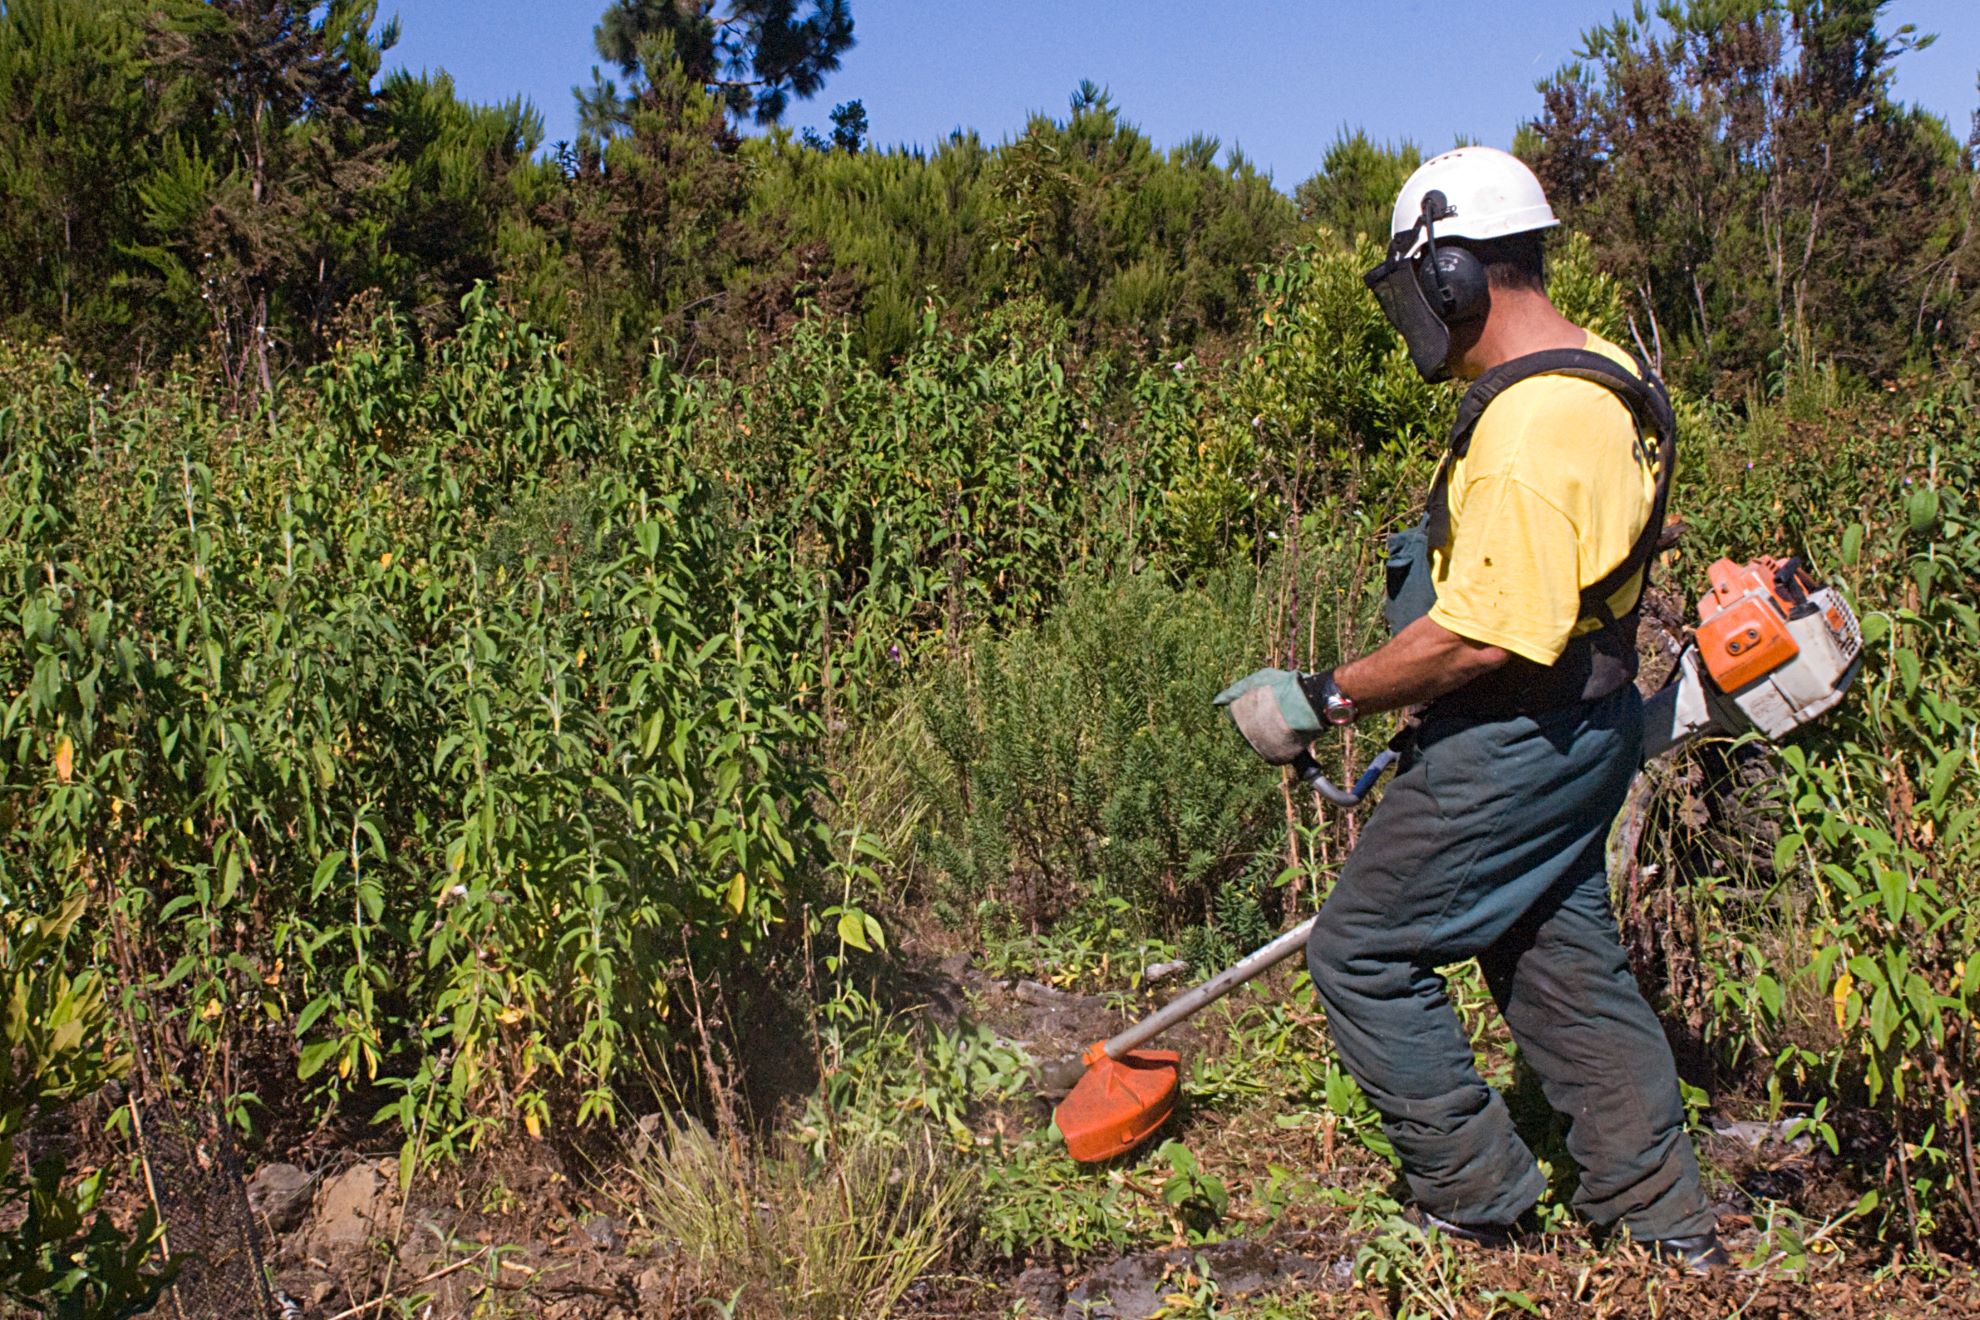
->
<box><xmin>1214</xmin><ymin>667</ymin><xmax>1322</xmax><ymax>766</ymax></box>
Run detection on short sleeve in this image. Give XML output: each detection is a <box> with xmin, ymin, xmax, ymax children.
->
<box><xmin>1427</xmin><ymin>473</ymin><xmax>1584</xmax><ymax>665</ymax></box>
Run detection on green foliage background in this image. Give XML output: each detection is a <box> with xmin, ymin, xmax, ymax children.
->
<box><xmin>1</xmin><ymin>0</ymin><xmax>1979</xmax><ymax>1286</ymax></box>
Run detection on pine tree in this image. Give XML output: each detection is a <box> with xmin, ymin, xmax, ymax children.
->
<box><xmin>372</xmin><ymin>71</ymin><xmax>551</xmax><ymax>338</ymax></box>
<box><xmin>580</xmin><ymin>0</ymin><xmax>854</xmax><ymax>134</ymax></box>
<box><xmin>136</xmin><ymin>0</ymin><xmax>398</xmax><ymax>396</ymax></box>
<box><xmin>1527</xmin><ymin>0</ymin><xmax>1967</xmax><ymax>393</ymax></box>
<box><xmin>0</xmin><ymin>0</ymin><xmax>158</xmax><ymax>363</ymax></box>
<box><xmin>1292</xmin><ymin>130</ymin><xmax>1422</xmax><ymax>245</ymax></box>
<box><xmin>517</xmin><ymin>48</ymin><xmax>758</xmax><ymax>376</ymax></box>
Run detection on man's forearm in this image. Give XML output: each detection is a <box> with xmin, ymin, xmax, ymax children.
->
<box><xmin>1333</xmin><ymin>616</ymin><xmax>1512</xmax><ymax>715</ymax></box>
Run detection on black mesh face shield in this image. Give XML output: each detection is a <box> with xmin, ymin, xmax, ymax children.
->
<box><xmin>1364</xmin><ymin>224</ymin><xmax>1453</xmax><ymax>383</ymax></box>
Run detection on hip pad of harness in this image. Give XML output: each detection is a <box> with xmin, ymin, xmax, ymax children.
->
<box><xmin>1384</xmin><ymin>525</ymin><xmax>1437</xmax><ymax>634</ymax></box>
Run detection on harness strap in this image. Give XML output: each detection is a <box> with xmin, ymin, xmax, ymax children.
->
<box><xmin>1422</xmin><ymin>347</ymin><xmax>1677</xmax><ymax>628</ymax></box>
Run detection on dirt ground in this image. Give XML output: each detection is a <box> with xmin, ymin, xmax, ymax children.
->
<box><xmin>214</xmin><ymin>949</ymin><xmax>1980</xmax><ymax>1319</ymax></box>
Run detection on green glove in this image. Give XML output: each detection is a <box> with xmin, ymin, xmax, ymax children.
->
<box><xmin>1214</xmin><ymin>667</ymin><xmax>1322</xmax><ymax>765</ymax></box>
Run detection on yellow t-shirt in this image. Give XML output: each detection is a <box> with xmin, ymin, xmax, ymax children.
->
<box><xmin>1426</xmin><ymin>331</ymin><xmax>1663</xmax><ymax>667</ymax></box>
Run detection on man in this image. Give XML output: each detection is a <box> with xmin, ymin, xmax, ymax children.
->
<box><xmin>1216</xmin><ymin>147</ymin><xmax>1724</xmax><ymax>1267</ymax></box>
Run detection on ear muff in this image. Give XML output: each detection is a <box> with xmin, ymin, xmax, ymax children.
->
<box><xmin>1415</xmin><ymin>189</ymin><xmax>1490</xmax><ymax>324</ymax></box>
<box><xmin>1419</xmin><ymin>245</ymin><xmax>1489</xmax><ymax>324</ymax></box>
<box><xmin>1365</xmin><ymin>189</ymin><xmax>1493</xmax><ymax>381</ymax></box>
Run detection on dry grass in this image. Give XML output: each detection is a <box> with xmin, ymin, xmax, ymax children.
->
<box><xmin>625</xmin><ymin>1115</ymin><xmax>966</xmax><ymax>1320</ymax></box>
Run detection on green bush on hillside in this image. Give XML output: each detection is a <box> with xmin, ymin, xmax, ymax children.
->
<box><xmin>0</xmin><ymin>299</ymin><xmax>828</xmax><ymax>1152</ymax></box>
<box><xmin>915</xmin><ymin>573</ymin><xmax>1282</xmax><ymax>936</ymax></box>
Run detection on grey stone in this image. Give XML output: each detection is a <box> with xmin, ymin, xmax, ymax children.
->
<box><xmin>1062</xmin><ymin>1240</ymin><xmax>1336</xmax><ymax>1319</ymax></box>
<box><xmin>581</xmin><ymin>1213</ymin><xmax>625</xmax><ymax>1252</ymax></box>
<box><xmin>1011</xmin><ymin>1265</ymin><xmax>1064</xmax><ymax>1315</ymax></box>
<box><xmin>1710</xmin><ymin>1116</ymin><xmax>1813</xmax><ymax>1152</ymax></box>
<box><xmin>246</xmin><ymin>1162</ymin><xmax>315</xmax><ymax>1236</ymax></box>
<box><xmin>1015</xmin><ymin>979</ymin><xmax>1105</xmax><ymax>1011</ymax></box>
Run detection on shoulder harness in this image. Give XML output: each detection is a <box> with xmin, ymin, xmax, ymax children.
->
<box><xmin>1424</xmin><ymin>346</ymin><xmax>1677</xmax><ymax>628</ymax></box>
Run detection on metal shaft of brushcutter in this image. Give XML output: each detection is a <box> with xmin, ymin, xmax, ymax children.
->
<box><xmin>1092</xmin><ymin>747</ymin><xmax>1399</xmax><ymax>1062</ymax></box>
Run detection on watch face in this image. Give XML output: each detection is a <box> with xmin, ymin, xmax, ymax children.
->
<box><xmin>1325</xmin><ymin>697</ymin><xmax>1357</xmax><ymax>726</ymax></box>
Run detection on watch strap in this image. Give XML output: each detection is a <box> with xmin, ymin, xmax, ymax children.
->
<box><xmin>1298</xmin><ymin>668</ymin><xmax>1356</xmax><ymax>725</ymax></box>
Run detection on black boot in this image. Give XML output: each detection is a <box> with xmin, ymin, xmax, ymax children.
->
<box><xmin>1405</xmin><ymin>1205</ymin><xmax>1517</xmax><ymax>1248</ymax></box>
<box><xmin>1640</xmin><ymin>1229</ymin><xmax>1730</xmax><ymax>1272</ymax></box>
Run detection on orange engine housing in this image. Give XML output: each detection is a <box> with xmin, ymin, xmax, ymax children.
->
<box><xmin>1695</xmin><ymin>557</ymin><xmax>1812</xmax><ymax>692</ymax></box>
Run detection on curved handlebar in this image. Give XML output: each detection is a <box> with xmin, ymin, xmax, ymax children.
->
<box><xmin>1292</xmin><ymin>747</ymin><xmax>1399</xmax><ymax>807</ymax></box>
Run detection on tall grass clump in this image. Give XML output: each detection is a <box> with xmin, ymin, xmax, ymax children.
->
<box><xmin>627</xmin><ymin>1114</ymin><xmax>965</xmax><ymax>1320</ymax></box>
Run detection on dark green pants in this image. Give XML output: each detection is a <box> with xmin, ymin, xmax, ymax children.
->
<box><xmin>1305</xmin><ymin>685</ymin><xmax>1714</xmax><ymax>1239</ymax></box>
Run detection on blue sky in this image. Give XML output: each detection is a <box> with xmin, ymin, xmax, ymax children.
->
<box><xmin>384</xmin><ymin>0</ymin><xmax>1979</xmax><ymax>188</ymax></box>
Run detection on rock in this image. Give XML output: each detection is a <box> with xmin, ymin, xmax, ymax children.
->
<box><xmin>308</xmin><ymin>1163</ymin><xmax>390</xmax><ymax>1253</ymax></box>
<box><xmin>1012</xmin><ymin>1265</ymin><xmax>1065</xmax><ymax>1315</ymax></box>
<box><xmin>635</xmin><ymin>1265</ymin><xmax>672</xmax><ymax>1309</ymax></box>
<box><xmin>581</xmin><ymin>1214</ymin><xmax>625</xmax><ymax>1252</ymax></box>
<box><xmin>1035</xmin><ymin>1054</ymin><xmax>1087</xmax><ymax>1099</ymax></box>
<box><xmin>246</xmin><ymin>1162</ymin><xmax>315</xmax><ymax>1236</ymax></box>
<box><xmin>1142</xmin><ymin>959</ymin><xmax>1189</xmax><ymax>985</ymax></box>
<box><xmin>1710</xmin><ymin>1116</ymin><xmax>1813</xmax><ymax>1152</ymax></box>
<box><xmin>1063</xmin><ymin>1252</ymin><xmax>1168</xmax><ymax>1319</ymax></box>
<box><xmin>1015</xmin><ymin>979</ymin><xmax>1065</xmax><ymax>1007</ymax></box>
<box><xmin>1015</xmin><ymin>979</ymin><xmax>1104</xmax><ymax>1010</ymax></box>
<box><xmin>632</xmin><ymin>1112</ymin><xmax>664</xmax><ymax>1161</ymax></box>
<box><xmin>1063</xmin><ymin>1240</ymin><xmax>1336</xmax><ymax>1318</ymax></box>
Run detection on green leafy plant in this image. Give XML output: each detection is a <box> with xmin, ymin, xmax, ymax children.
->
<box><xmin>1353</xmin><ymin>1215</ymin><xmax>1538</xmax><ymax>1320</ymax></box>
<box><xmin>976</xmin><ymin>1132</ymin><xmax>1161</xmax><ymax>1260</ymax></box>
<box><xmin>1156</xmin><ymin>1140</ymin><xmax>1230</xmax><ymax>1241</ymax></box>
<box><xmin>1638</xmin><ymin>368</ymin><xmax>1980</xmax><ymax>1250</ymax></box>
<box><xmin>0</xmin><ymin>895</ymin><xmax>169</xmax><ymax>1317</ymax></box>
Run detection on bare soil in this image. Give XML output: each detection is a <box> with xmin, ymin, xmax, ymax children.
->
<box><xmin>212</xmin><ymin>948</ymin><xmax>1980</xmax><ymax>1318</ymax></box>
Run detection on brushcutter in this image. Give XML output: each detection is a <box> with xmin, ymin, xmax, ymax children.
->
<box><xmin>1051</xmin><ymin>555</ymin><xmax>1862</xmax><ymax>1164</ymax></box>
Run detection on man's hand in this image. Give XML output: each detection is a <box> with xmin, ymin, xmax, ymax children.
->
<box><xmin>1217</xmin><ymin>619</ymin><xmax>1508</xmax><ymax>765</ymax></box>
<box><xmin>1214</xmin><ymin>667</ymin><xmax>1322</xmax><ymax>764</ymax></box>
<box><xmin>1334</xmin><ymin>616</ymin><xmax>1511</xmax><ymax>715</ymax></box>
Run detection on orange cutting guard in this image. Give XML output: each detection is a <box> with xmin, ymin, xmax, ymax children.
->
<box><xmin>1055</xmin><ymin>1043</ymin><xmax>1181</xmax><ymax>1163</ymax></box>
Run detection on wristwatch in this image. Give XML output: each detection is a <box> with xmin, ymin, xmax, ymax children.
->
<box><xmin>1300</xmin><ymin>669</ymin><xmax>1359</xmax><ymax>726</ymax></box>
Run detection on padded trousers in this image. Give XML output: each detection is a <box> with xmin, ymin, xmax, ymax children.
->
<box><xmin>1305</xmin><ymin>684</ymin><xmax>1715</xmax><ymax>1239</ymax></box>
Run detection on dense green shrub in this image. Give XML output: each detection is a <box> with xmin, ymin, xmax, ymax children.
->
<box><xmin>696</xmin><ymin>303</ymin><xmax>1198</xmax><ymax>692</ymax></box>
<box><xmin>0</xmin><ymin>298</ymin><xmax>827</xmax><ymax>1151</ymax></box>
<box><xmin>1627</xmin><ymin>370</ymin><xmax>1980</xmax><ymax>1246</ymax></box>
<box><xmin>913</xmin><ymin>573</ymin><xmax>1282</xmax><ymax>935</ymax></box>
<box><xmin>0</xmin><ymin>280</ymin><xmax>1239</xmax><ymax>1150</ymax></box>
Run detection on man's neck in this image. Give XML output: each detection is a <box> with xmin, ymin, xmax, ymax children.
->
<box><xmin>1454</xmin><ymin>289</ymin><xmax>1587</xmax><ymax>378</ymax></box>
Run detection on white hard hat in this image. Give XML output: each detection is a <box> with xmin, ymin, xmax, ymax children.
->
<box><xmin>1388</xmin><ymin>146</ymin><xmax>1557</xmax><ymax>257</ymax></box>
